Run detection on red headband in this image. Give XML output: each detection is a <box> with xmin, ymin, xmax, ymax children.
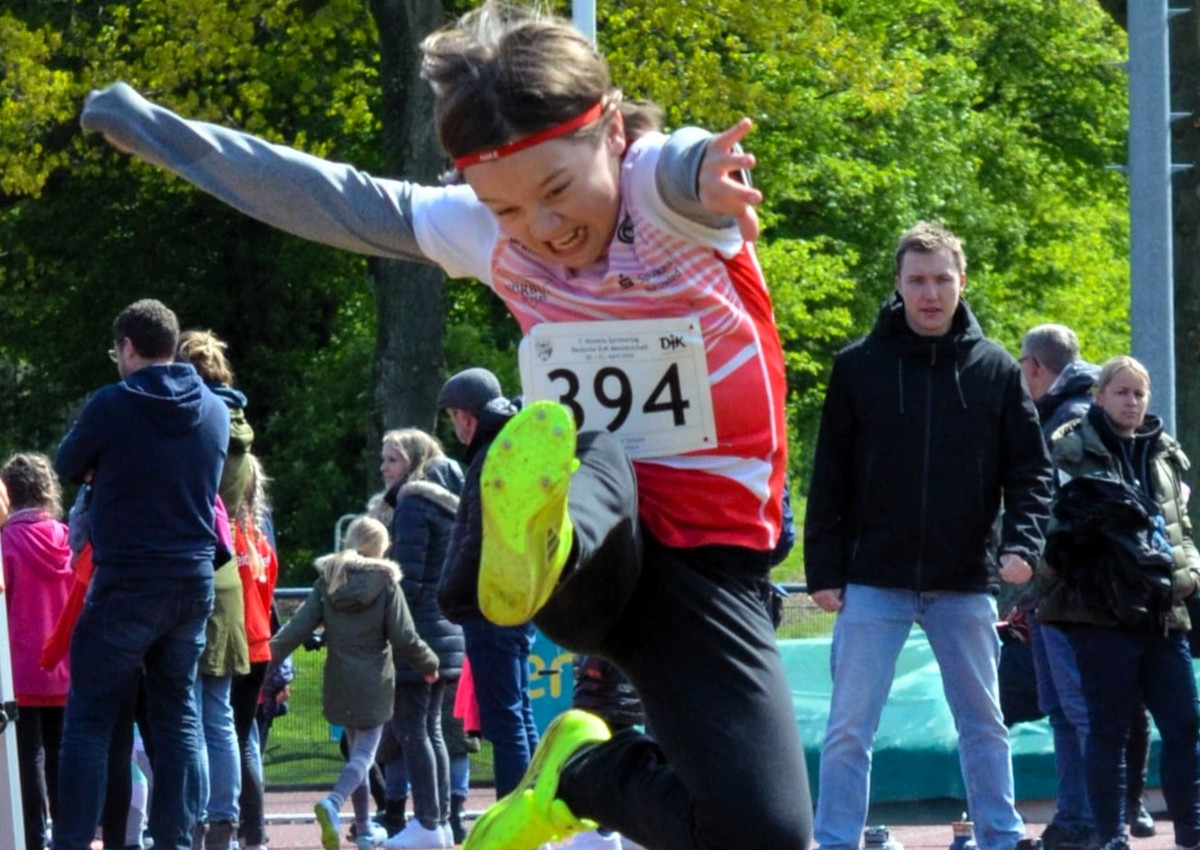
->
<box><xmin>453</xmin><ymin>102</ymin><xmax>606</xmax><ymax>171</ymax></box>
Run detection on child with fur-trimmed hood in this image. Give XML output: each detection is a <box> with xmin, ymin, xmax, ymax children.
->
<box><xmin>270</xmin><ymin>516</ymin><xmax>437</xmax><ymax>850</ymax></box>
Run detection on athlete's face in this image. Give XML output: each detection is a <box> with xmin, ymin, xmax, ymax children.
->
<box><xmin>464</xmin><ymin>115</ymin><xmax>626</xmax><ymax>270</ymax></box>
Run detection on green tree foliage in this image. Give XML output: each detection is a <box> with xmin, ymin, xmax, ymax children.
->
<box><xmin>601</xmin><ymin>0</ymin><xmax>1130</xmax><ymax>476</ymax></box>
<box><xmin>1</xmin><ymin>0</ymin><xmax>1130</xmax><ymax>577</ymax></box>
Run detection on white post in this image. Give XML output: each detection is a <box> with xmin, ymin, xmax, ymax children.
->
<box><xmin>1127</xmin><ymin>0</ymin><xmax>1178</xmax><ymax>433</ymax></box>
<box><xmin>572</xmin><ymin>0</ymin><xmax>596</xmax><ymax>44</ymax></box>
<box><xmin>0</xmin><ymin>533</ymin><xmax>27</xmax><ymax>849</ymax></box>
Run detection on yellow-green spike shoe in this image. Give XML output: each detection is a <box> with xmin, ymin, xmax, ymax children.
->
<box><xmin>463</xmin><ymin>709</ymin><xmax>611</xmax><ymax>850</ymax></box>
<box><xmin>479</xmin><ymin>400</ymin><xmax>578</xmax><ymax>626</ymax></box>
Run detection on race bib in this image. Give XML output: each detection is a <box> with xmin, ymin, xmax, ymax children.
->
<box><xmin>518</xmin><ymin>317</ymin><xmax>717</xmax><ymax>459</ymax></box>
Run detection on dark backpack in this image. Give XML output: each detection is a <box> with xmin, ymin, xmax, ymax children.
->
<box><xmin>1045</xmin><ymin>474</ymin><xmax>1175</xmax><ymax>632</ymax></box>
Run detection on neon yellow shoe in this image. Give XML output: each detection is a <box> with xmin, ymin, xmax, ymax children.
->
<box><xmin>479</xmin><ymin>400</ymin><xmax>578</xmax><ymax>626</ymax></box>
<box><xmin>463</xmin><ymin>709</ymin><xmax>611</xmax><ymax>850</ymax></box>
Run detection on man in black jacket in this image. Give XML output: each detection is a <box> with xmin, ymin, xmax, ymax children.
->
<box><xmin>804</xmin><ymin>223</ymin><xmax>1052</xmax><ymax>850</ymax></box>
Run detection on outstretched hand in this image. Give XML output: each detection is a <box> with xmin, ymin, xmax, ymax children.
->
<box><xmin>698</xmin><ymin>117</ymin><xmax>763</xmax><ymax>242</ymax></box>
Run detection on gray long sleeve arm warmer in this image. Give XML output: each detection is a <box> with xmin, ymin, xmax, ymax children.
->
<box><xmin>81</xmin><ymin>83</ymin><xmax>432</xmax><ymax>263</ymax></box>
<box><xmin>655</xmin><ymin>126</ymin><xmax>738</xmax><ymax>231</ymax></box>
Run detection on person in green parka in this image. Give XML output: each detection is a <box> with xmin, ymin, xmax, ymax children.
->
<box><xmin>271</xmin><ymin>516</ymin><xmax>438</xmax><ymax>850</ymax></box>
<box><xmin>177</xmin><ymin>329</ymin><xmax>252</xmax><ymax>850</ymax></box>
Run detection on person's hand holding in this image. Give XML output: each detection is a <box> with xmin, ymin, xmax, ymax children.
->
<box><xmin>699</xmin><ymin>117</ymin><xmax>763</xmax><ymax>242</ymax></box>
<box><xmin>999</xmin><ymin>553</ymin><xmax>1033</xmax><ymax>585</ymax></box>
<box><xmin>424</xmin><ymin>670</ymin><xmax>440</xmax><ymax>684</ymax></box>
<box><xmin>811</xmin><ymin>588</ymin><xmax>844</xmax><ymax>613</ymax></box>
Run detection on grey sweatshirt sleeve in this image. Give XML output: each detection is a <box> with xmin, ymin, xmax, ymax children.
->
<box><xmin>81</xmin><ymin>83</ymin><xmax>432</xmax><ymax>263</ymax></box>
<box><xmin>654</xmin><ymin>126</ymin><xmax>738</xmax><ymax>230</ymax></box>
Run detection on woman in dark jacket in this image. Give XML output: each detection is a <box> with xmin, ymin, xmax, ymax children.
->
<box><xmin>1039</xmin><ymin>355</ymin><xmax>1200</xmax><ymax>850</ymax></box>
<box><xmin>378</xmin><ymin>428</ymin><xmax>464</xmax><ymax>849</ymax></box>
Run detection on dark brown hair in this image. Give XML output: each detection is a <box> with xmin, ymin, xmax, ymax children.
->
<box><xmin>1</xmin><ymin>452</ymin><xmax>63</xmax><ymax>517</ymax></box>
<box><xmin>422</xmin><ymin>2</ymin><xmax>661</xmax><ymax>172</ymax></box>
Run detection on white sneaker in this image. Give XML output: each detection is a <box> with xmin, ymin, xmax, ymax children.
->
<box><xmin>439</xmin><ymin>824</ymin><xmax>454</xmax><ymax>846</ymax></box>
<box><xmin>382</xmin><ymin>819</ymin><xmax>449</xmax><ymax>849</ymax></box>
<box><xmin>558</xmin><ymin>831</ymin><xmax>623</xmax><ymax>850</ymax></box>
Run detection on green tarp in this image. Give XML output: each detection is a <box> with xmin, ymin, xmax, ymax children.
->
<box><xmin>784</xmin><ymin>633</ymin><xmax>1177</xmax><ymax>803</ymax></box>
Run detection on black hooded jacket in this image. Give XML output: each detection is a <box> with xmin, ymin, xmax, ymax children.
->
<box><xmin>804</xmin><ymin>294</ymin><xmax>1052</xmax><ymax>594</ymax></box>
<box><xmin>438</xmin><ymin>396</ymin><xmax>522</xmax><ymax>623</ymax></box>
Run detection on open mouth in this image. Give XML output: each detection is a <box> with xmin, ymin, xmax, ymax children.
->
<box><xmin>550</xmin><ymin>227</ymin><xmax>585</xmax><ymax>254</ymax></box>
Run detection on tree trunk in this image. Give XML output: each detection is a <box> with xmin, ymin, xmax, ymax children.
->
<box><xmin>367</xmin><ymin>0</ymin><xmax>448</xmax><ymax>449</ymax></box>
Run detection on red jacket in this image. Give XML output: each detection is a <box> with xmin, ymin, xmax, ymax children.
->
<box><xmin>236</xmin><ymin>521</ymin><xmax>278</xmax><ymax>664</ymax></box>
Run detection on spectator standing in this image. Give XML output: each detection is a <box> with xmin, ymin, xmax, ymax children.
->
<box><xmin>1038</xmin><ymin>356</ymin><xmax>1200</xmax><ymax>850</ymax></box>
<box><xmin>436</xmin><ymin>369</ymin><xmax>541</xmax><ymax>803</ymax></box>
<box><xmin>177</xmin><ymin>329</ymin><xmax>252</xmax><ymax>850</ymax></box>
<box><xmin>804</xmin><ymin>222</ymin><xmax>1052</xmax><ymax>850</ymax></box>
<box><xmin>53</xmin><ymin>298</ymin><xmax>229</xmax><ymax>850</ymax></box>
<box><xmin>231</xmin><ymin>456</ymin><xmax>278</xmax><ymax>850</ymax></box>
<box><xmin>271</xmin><ymin>516</ymin><xmax>438</xmax><ymax>850</ymax></box>
<box><xmin>1019</xmin><ymin>324</ymin><xmax>1124</xmax><ymax>849</ymax></box>
<box><xmin>1</xmin><ymin>453</ymin><xmax>73</xmax><ymax>850</ymax></box>
<box><xmin>377</xmin><ymin>429</ymin><xmax>464</xmax><ymax>850</ymax></box>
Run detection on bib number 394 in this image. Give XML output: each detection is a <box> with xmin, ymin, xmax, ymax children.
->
<box><xmin>519</xmin><ymin>317</ymin><xmax>717</xmax><ymax>459</ymax></box>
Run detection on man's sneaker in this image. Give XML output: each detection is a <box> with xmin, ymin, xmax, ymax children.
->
<box><xmin>1128</xmin><ymin>801</ymin><xmax>1156</xmax><ymax>838</ymax></box>
<box><xmin>463</xmin><ymin>709</ymin><xmax>611</xmax><ymax>850</ymax></box>
<box><xmin>1042</xmin><ymin>823</ymin><xmax>1098</xmax><ymax>850</ymax></box>
<box><xmin>479</xmin><ymin>401</ymin><xmax>577</xmax><ymax>626</ymax></box>
<box><xmin>314</xmin><ymin>797</ymin><xmax>342</xmax><ymax>850</ymax></box>
<box><xmin>382</xmin><ymin>820</ymin><xmax>449</xmax><ymax>849</ymax></box>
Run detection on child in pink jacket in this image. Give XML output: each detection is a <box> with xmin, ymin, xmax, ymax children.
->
<box><xmin>1</xmin><ymin>452</ymin><xmax>73</xmax><ymax>850</ymax></box>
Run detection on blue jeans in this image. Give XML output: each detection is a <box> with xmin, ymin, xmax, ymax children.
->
<box><xmin>194</xmin><ymin>673</ymin><xmax>240</xmax><ymax>823</ymax></box>
<box><xmin>54</xmin><ymin>574</ymin><xmax>214</xmax><ymax>850</ymax></box>
<box><xmin>815</xmin><ymin>585</ymin><xmax>1023</xmax><ymax>850</ymax></box>
<box><xmin>1069</xmin><ymin>625</ymin><xmax>1200</xmax><ymax>846</ymax></box>
<box><xmin>1029</xmin><ymin>619</ymin><xmax>1092</xmax><ymax>831</ymax></box>
<box><xmin>461</xmin><ymin>618</ymin><xmax>538</xmax><ymax>797</ymax></box>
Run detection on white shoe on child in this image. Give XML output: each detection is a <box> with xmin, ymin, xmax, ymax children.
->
<box><xmin>557</xmin><ymin>831</ymin><xmax>623</xmax><ymax>850</ymax></box>
<box><xmin>382</xmin><ymin>819</ymin><xmax>449</xmax><ymax>849</ymax></box>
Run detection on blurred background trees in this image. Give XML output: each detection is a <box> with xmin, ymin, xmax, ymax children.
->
<box><xmin>0</xmin><ymin>0</ymin><xmax>1130</xmax><ymax>581</ymax></box>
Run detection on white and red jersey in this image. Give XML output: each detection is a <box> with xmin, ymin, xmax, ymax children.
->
<box><xmin>413</xmin><ymin>135</ymin><xmax>788</xmax><ymax>551</ymax></box>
